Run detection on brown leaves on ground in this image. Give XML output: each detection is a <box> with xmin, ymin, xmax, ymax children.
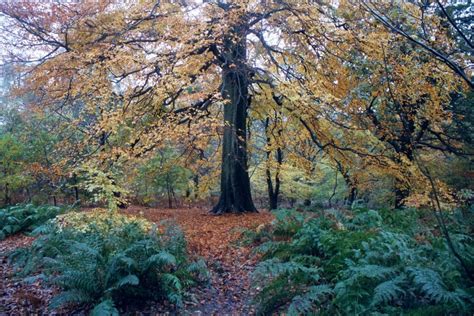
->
<box><xmin>0</xmin><ymin>234</ymin><xmax>60</xmax><ymax>316</ymax></box>
<box><xmin>0</xmin><ymin>207</ymin><xmax>274</xmax><ymax>315</ymax></box>
<box><xmin>124</xmin><ymin>206</ymin><xmax>274</xmax><ymax>315</ymax></box>
<box><xmin>125</xmin><ymin>206</ymin><xmax>273</xmax><ymax>259</ymax></box>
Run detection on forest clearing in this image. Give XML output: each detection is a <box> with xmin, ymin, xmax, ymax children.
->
<box><xmin>0</xmin><ymin>0</ymin><xmax>473</xmax><ymax>315</ymax></box>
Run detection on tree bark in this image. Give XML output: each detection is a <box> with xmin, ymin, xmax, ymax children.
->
<box><xmin>264</xmin><ymin>117</ymin><xmax>282</xmax><ymax>210</ymax></box>
<box><xmin>165</xmin><ymin>173</ymin><xmax>176</xmax><ymax>208</ymax></box>
<box><xmin>342</xmin><ymin>172</ymin><xmax>358</xmax><ymax>206</ymax></box>
<box><xmin>266</xmin><ymin>164</ymin><xmax>280</xmax><ymax>210</ymax></box>
<box><xmin>72</xmin><ymin>173</ymin><xmax>80</xmax><ymax>203</ymax></box>
<box><xmin>25</xmin><ymin>187</ymin><xmax>32</xmax><ymax>203</ymax></box>
<box><xmin>328</xmin><ymin>168</ymin><xmax>338</xmax><ymax>207</ymax></box>
<box><xmin>4</xmin><ymin>182</ymin><xmax>10</xmax><ymax>205</ymax></box>
<box><xmin>394</xmin><ymin>178</ymin><xmax>409</xmax><ymax>208</ymax></box>
<box><xmin>193</xmin><ymin>175</ymin><xmax>199</xmax><ymax>199</ymax></box>
<box><xmin>211</xmin><ymin>25</ymin><xmax>257</xmax><ymax>214</ymax></box>
<box><xmin>335</xmin><ymin>160</ymin><xmax>358</xmax><ymax>206</ymax></box>
<box><xmin>347</xmin><ymin>184</ymin><xmax>358</xmax><ymax>206</ymax></box>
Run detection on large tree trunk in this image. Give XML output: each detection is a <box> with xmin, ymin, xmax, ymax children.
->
<box><xmin>211</xmin><ymin>26</ymin><xmax>257</xmax><ymax>214</ymax></box>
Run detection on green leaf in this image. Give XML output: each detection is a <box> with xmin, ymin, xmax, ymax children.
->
<box><xmin>90</xmin><ymin>299</ymin><xmax>119</xmax><ymax>316</ymax></box>
<box><xmin>49</xmin><ymin>290</ymin><xmax>92</xmax><ymax>309</ymax></box>
<box><xmin>114</xmin><ymin>274</ymin><xmax>139</xmax><ymax>289</ymax></box>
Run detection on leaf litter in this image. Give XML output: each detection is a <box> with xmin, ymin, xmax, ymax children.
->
<box><xmin>0</xmin><ymin>207</ymin><xmax>274</xmax><ymax>315</ymax></box>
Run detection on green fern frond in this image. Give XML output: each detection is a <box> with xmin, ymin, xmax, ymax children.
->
<box><xmin>186</xmin><ymin>259</ymin><xmax>210</xmax><ymax>283</ymax></box>
<box><xmin>113</xmin><ymin>274</ymin><xmax>140</xmax><ymax>290</ymax></box>
<box><xmin>254</xmin><ymin>259</ymin><xmax>320</xmax><ymax>281</ymax></box>
<box><xmin>49</xmin><ymin>290</ymin><xmax>93</xmax><ymax>309</ymax></box>
<box><xmin>145</xmin><ymin>251</ymin><xmax>177</xmax><ymax>269</ymax></box>
<box><xmin>90</xmin><ymin>299</ymin><xmax>119</xmax><ymax>316</ymax></box>
<box><xmin>371</xmin><ymin>275</ymin><xmax>406</xmax><ymax>306</ymax></box>
<box><xmin>287</xmin><ymin>284</ymin><xmax>333</xmax><ymax>316</ymax></box>
<box><xmin>409</xmin><ymin>267</ymin><xmax>469</xmax><ymax>309</ymax></box>
<box><xmin>162</xmin><ymin>273</ymin><xmax>183</xmax><ymax>291</ymax></box>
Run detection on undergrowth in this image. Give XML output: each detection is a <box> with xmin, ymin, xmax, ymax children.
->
<box><xmin>248</xmin><ymin>207</ymin><xmax>474</xmax><ymax>315</ymax></box>
<box><xmin>9</xmin><ymin>209</ymin><xmax>209</xmax><ymax>315</ymax></box>
<box><xmin>0</xmin><ymin>204</ymin><xmax>68</xmax><ymax>240</ymax></box>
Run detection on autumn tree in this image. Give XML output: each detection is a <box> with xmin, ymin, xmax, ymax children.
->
<box><xmin>1</xmin><ymin>0</ymin><xmax>349</xmax><ymax>213</ymax></box>
<box><xmin>0</xmin><ymin>134</ymin><xmax>29</xmax><ymax>205</ymax></box>
<box><xmin>248</xmin><ymin>0</ymin><xmax>471</xmax><ymax>207</ymax></box>
<box><xmin>359</xmin><ymin>0</ymin><xmax>473</xmax><ymax>89</ymax></box>
<box><xmin>1</xmin><ymin>0</ymin><xmax>471</xmax><ymax>211</ymax></box>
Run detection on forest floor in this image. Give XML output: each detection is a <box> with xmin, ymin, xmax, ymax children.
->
<box><xmin>0</xmin><ymin>207</ymin><xmax>274</xmax><ymax>315</ymax></box>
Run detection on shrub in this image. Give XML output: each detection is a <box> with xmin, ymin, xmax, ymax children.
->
<box><xmin>0</xmin><ymin>204</ymin><xmax>68</xmax><ymax>240</ymax></box>
<box><xmin>52</xmin><ymin>208</ymin><xmax>152</xmax><ymax>233</ymax></box>
<box><xmin>251</xmin><ymin>208</ymin><xmax>474</xmax><ymax>315</ymax></box>
<box><xmin>10</xmin><ymin>210</ymin><xmax>209</xmax><ymax>315</ymax></box>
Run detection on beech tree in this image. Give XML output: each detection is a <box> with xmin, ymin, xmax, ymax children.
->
<box><xmin>0</xmin><ymin>0</ymin><xmax>471</xmax><ymax>210</ymax></box>
<box><xmin>0</xmin><ymin>0</ymin><xmax>289</xmax><ymax>213</ymax></box>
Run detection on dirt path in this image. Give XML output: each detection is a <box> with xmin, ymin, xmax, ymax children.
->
<box><xmin>0</xmin><ymin>207</ymin><xmax>273</xmax><ymax>315</ymax></box>
<box><xmin>124</xmin><ymin>207</ymin><xmax>274</xmax><ymax>315</ymax></box>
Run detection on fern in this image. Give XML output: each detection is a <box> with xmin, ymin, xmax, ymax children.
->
<box><xmin>185</xmin><ymin>259</ymin><xmax>211</xmax><ymax>284</ymax></box>
<box><xmin>161</xmin><ymin>273</ymin><xmax>183</xmax><ymax>306</ymax></box>
<box><xmin>287</xmin><ymin>285</ymin><xmax>333</xmax><ymax>316</ymax></box>
<box><xmin>145</xmin><ymin>251</ymin><xmax>176</xmax><ymax>269</ymax></box>
<box><xmin>90</xmin><ymin>299</ymin><xmax>119</xmax><ymax>316</ymax></box>
<box><xmin>49</xmin><ymin>290</ymin><xmax>93</xmax><ymax>309</ymax></box>
<box><xmin>0</xmin><ymin>204</ymin><xmax>68</xmax><ymax>239</ymax></box>
<box><xmin>111</xmin><ymin>274</ymin><xmax>140</xmax><ymax>291</ymax></box>
<box><xmin>10</xmin><ymin>211</ymin><xmax>209</xmax><ymax>314</ymax></box>
<box><xmin>409</xmin><ymin>267</ymin><xmax>470</xmax><ymax>309</ymax></box>
<box><xmin>370</xmin><ymin>275</ymin><xmax>406</xmax><ymax>307</ymax></box>
<box><xmin>254</xmin><ymin>259</ymin><xmax>321</xmax><ymax>282</ymax></box>
<box><xmin>250</xmin><ymin>208</ymin><xmax>474</xmax><ymax>315</ymax></box>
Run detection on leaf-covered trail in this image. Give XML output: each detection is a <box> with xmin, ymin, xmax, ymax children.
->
<box><xmin>0</xmin><ymin>207</ymin><xmax>274</xmax><ymax>315</ymax></box>
<box><xmin>125</xmin><ymin>207</ymin><xmax>274</xmax><ymax>315</ymax></box>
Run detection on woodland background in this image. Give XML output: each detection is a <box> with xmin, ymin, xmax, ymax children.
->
<box><xmin>0</xmin><ymin>0</ymin><xmax>473</xmax><ymax>315</ymax></box>
<box><xmin>0</xmin><ymin>0</ymin><xmax>472</xmax><ymax>212</ymax></box>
